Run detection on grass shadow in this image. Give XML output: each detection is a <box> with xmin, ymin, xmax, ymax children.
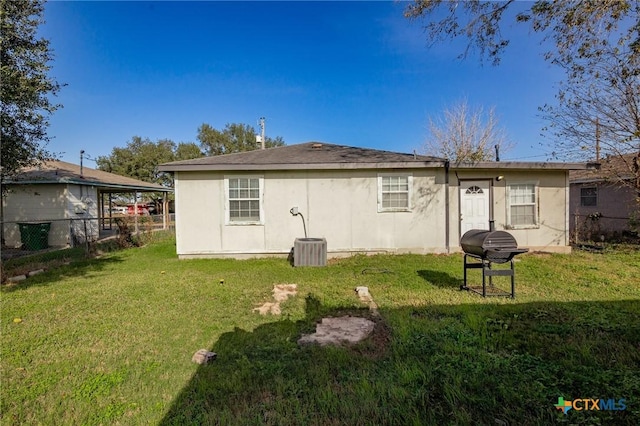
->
<box><xmin>416</xmin><ymin>269</ymin><xmax>463</xmax><ymax>289</ymax></box>
<box><xmin>1</xmin><ymin>253</ymin><xmax>126</xmax><ymax>293</ymax></box>
<box><xmin>159</xmin><ymin>296</ymin><xmax>640</xmax><ymax>426</ymax></box>
<box><xmin>160</xmin><ymin>294</ymin><xmax>390</xmax><ymax>426</ymax></box>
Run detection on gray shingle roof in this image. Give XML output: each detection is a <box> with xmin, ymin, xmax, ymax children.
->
<box><xmin>158</xmin><ymin>142</ymin><xmax>447</xmax><ymax>171</ymax></box>
<box><xmin>570</xmin><ymin>153</ymin><xmax>638</xmax><ymax>183</ymax></box>
<box><xmin>5</xmin><ymin>160</ymin><xmax>171</xmax><ymax>192</ymax></box>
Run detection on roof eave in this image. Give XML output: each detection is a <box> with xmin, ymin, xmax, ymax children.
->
<box><xmin>4</xmin><ymin>178</ymin><xmax>172</xmax><ymax>193</ymax></box>
<box><xmin>451</xmin><ymin>161</ymin><xmax>598</xmax><ymax>171</ymax></box>
<box><xmin>158</xmin><ymin>161</ymin><xmax>447</xmax><ymax>172</ymax></box>
<box><xmin>570</xmin><ymin>175</ymin><xmax>635</xmax><ymax>184</ymax></box>
<box><xmin>91</xmin><ymin>183</ymin><xmax>173</xmax><ymax>193</ymax></box>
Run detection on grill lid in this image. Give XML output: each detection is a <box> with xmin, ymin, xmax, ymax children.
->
<box><xmin>460</xmin><ymin>229</ymin><xmax>528</xmax><ymax>263</ymax></box>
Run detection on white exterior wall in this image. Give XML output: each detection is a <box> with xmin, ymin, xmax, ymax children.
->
<box><xmin>2</xmin><ymin>183</ymin><xmax>100</xmax><ymax>248</ymax></box>
<box><xmin>173</xmin><ymin>167</ymin><xmax>573</xmax><ymax>259</ymax></box>
<box><xmin>66</xmin><ymin>185</ymin><xmax>100</xmax><ymax>244</ymax></box>
<box><xmin>450</xmin><ymin>170</ymin><xmax>572</xmax><ymax>253</ymax></box>
<box><xmin>174</xmin><ymin>168</ymin><xmax>447</xmax><ymax>258</ymax></box>
<box><xmin>2</xmin><ymin>184</ymin><xmax>69</xmax><ymax>247</ymax></box>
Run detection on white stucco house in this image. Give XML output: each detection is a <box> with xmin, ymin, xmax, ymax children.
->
<box><xmin>1</xmin><ymin>160</ymin><xmax>172</xmax><ymax>249</ymax></box>
<box><xmin>158</xmin><ymin>142</ymin><xmax>596</xmax><ymax>259</ymax></box>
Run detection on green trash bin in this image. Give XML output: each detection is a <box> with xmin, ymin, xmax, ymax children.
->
<box><xmin>18</xmin><ymin>222</ymin><xmax>51</xmax><ymax>250</ymax></box>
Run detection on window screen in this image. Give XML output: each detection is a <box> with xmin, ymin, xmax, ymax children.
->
<box><xmin>228</xmin><ymin>177</ymin><xmax>261</xmax><ymax>222</ymax></box>
<box><xmin>381</xmin><ymin>175</ymin><xmax>410</xmax><ymax>210</ymax></box>
<box><xmin>508</xmin><ymin>183</ymin><xmax>537</xmax><ymax>227</ymax></box>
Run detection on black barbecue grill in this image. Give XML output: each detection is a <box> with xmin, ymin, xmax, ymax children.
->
<box><xmin>460</xmin><ymin>229</ymin><xmax>529</xmax><ymax>298</ymax></box>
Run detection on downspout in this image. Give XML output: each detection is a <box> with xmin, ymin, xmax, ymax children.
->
<box><xmin>454</xmin><ymin>170</ymin><xmax>462</xmax><ymax>249</ymax></box>
<box><xmin>444</xmin><ymin>160</ymin><xmax>450</xmax><ymax>253</ymax></box>
<box><xmin>489</xmin><ymin>178</ymin><xmax>495</xmax><ymax>231</ymax></box>
<box><xmin>163</xmin><ymin>192</ymin><xmax>168</xmax><ymax>230</ymax></box>
<box><xmin>491</xmin><ymin>146</ymin><xmax>500</xmax><ymax>231</ymax></box>
<box><xmin>565</xmin><ymin>172</ymin><xmax>570</xmax><ymax>247</ymax></box>
<box><xmin>0</xmin><ymin>186</ymin><xmax>4</xmax><ymax>246</ymax></box>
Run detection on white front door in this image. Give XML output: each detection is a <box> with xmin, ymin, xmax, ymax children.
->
<box><xmin>460</xmin><ymin>180</ymin><xmax>490</xmax><ymax>233</ymax></box>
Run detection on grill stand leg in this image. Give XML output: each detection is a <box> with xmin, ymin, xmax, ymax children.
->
<box><xmin>461</xmin><ymin>255</ymin><xmax>515</xmax><ymax>298</ymax></box>
<box><xmin>462</xmin><ymin>254</ymin><xmax>467</xmax><ymax>290</ymax></box>
<box><xmin>510</xmin><ymin>259</ymin><xmax>515</xmax><ymax>299</ymax></box>
<box><xmin>482</xmin><ymin>261</ymin><xmax>487</xmax><ymax>297</ymax></box>
<box><xmin>461</xmin><ymin>254</ymin><xmax>483</xmax><ymax>291</ymax></box>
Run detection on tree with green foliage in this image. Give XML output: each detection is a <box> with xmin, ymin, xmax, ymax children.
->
<box><xmin>174</xmin><ymin>142</ymin><xmax>204</xmax><ymax>162</ymax></box>
<box><xmin>405</xmin><ymin>0</ymin><xmax>639</xmax><ymax>199</ymax></box>
<box><xmin>1</xmin><ymin>0</ymin><xmax>62</xmax><ymax>181</ymax></box>
<box><xmin>96</xmin><ymin>137</ymin><xmax>203</xmax><ymax>187</ymax></box>
<box><xmin>197</xmin><ymin>122</ymin><xmax>285</xmax><ymax>156</ymax></box>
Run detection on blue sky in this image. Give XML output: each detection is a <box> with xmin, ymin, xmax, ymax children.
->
<box><xmin>42</xmin><ymin>1</ymin><xmax>563</xmax><ymax>165</ymax></box>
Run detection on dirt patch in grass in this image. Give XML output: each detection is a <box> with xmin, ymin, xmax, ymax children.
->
<box><xmin>298</xmin><ymin>316</ymin><xmax>376</xmax><ymax>346</ymax></box>
<box><xmin>297</xmin><ymin>285</ymin><xmax>391</xmax><ymax>353</ymax></box>
<box><xmin>349</xmin><ymin>315</ymin><xmax>392</xmax><ymax>360</ymax></box>
<box><xmin>253</xmin><ymin>284</ymin><xmax>298</xmax><ymax>315</ymax></box>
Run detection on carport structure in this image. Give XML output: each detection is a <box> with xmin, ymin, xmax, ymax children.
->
<box><xmin>1</xmin><ymin>160</ymin><xmax>173</xmax><ymax>248</ymax></box>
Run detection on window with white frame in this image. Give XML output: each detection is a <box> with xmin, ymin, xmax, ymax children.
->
<box><xmin>378</xmin><ymin>174</ymin><xmax>412</xmax><ymax>212</ymax></box>
<box><xmin>507</xmin><ymin>183</ymin><xmax>537</xmax><ymax>227</ymax></box>
<box><xmin>226</xmin><ymin>176</ymin><xmax>263</xmax><ymax>224</ymax></box>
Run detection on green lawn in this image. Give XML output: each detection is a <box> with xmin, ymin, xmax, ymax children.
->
<box><xmin>1</xmin><ymin>238</ymin><xmax>639</xmax><ymax>425</ymax></box>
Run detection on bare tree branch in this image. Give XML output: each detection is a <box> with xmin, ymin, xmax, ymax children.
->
<box><xmin>406</xmin><ymin>0</ymin><xmax>640</xmax><ymax>201</ymax></box>
<box><xmin>423</xmin><ymin>99</ymin><xmax>511</xmax><ymax>163</ymax></box>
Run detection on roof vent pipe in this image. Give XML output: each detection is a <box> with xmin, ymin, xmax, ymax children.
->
<box><xmin>258</xmin><ymin>117</ymin><xmax>266</xmax><ymax>150</ymax></box>
<box><xmin>494</xmin><ymin>145</ymin><xmax>500</xmax><ymax>162</ymax></box>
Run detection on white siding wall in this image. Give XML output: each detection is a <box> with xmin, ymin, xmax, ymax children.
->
<box><xmin>174</xmin><ymin>169</ymin><xmax>447</xmax><ymax>258</ymax></box>
<box><xmin>66</xmin><ymin>185</ymin><xmax>99</xmax><ymax>244</ymax></box>
<box><xmin>2</xmin><ymin>183</ymin><xmax>100</xmax><ymax>248</ymax></box>
<box><xmin>451</xmin><ymin>170</ymin><xmax>572</xmax><ymax>253</ymax></box>
<box><xmin>173</xmin><ymin>168</ymin><xmax>572</xmax><ymax>259</ymax></box>
<box><xmin>2</xmin><ymin>184</ymin><xmax>69</xmax><ymax>247</ymax></box>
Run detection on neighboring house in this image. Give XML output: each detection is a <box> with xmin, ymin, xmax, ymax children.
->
<box><xmin>158</xmin><ymin>142</ymin><xmax>595</xmax><ymax>259</ymax></box>
<box><xmin>1</xmin><ymin>160</ymin><xmax>172</xmax><ymax>248</ymax></box>
<box><xmin>569</xmin><ymin>153</ymin><xmax>639</xmax><ymax>241</ymax></box>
